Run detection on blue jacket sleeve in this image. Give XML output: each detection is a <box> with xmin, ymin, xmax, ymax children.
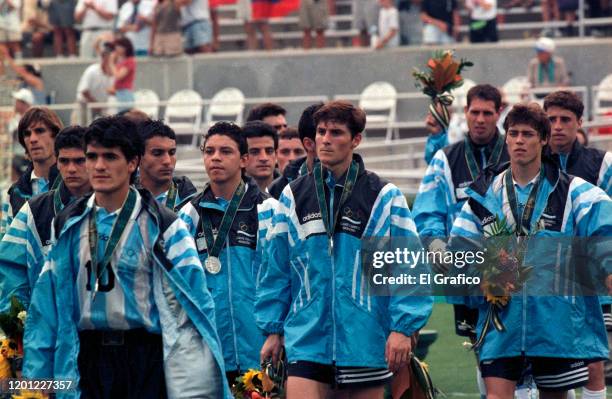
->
<box><xmin>597</xmin><ymin>152</ymin><xmax>612</xmax><ymax>197</ymax></box>
<box><xmin>382</xmin><ymin>186</ymin><xmax>434</xmax><ymax>336</ymax></box>
<box><xmin>255</xmin><ymin>189</ymin><xmax>292</xmax><ymax>335</ymax></box>
<box><xmin>22</xmin><ymin>259</ymin><xmax>58</xmax><ymax>379</ymax></box>
<box><xmin>424</xmin><ymin>130</ymin><xmax>448</xmax><ymax>165</ymax></box>
<box><xmin>413</xmin><ymin>150</ymin><xmax>453</xmax><ymax>237</ymax></box>
<box><xmin>0</xmin><ymin>203</ymin><xmax>39</xmax><ymax>311</ymax></box>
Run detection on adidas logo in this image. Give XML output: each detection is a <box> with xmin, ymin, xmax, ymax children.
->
<box><xmin>302</xmin><ymin>212</ymin><xmax>322</xmax><ymax>222</ymax></box>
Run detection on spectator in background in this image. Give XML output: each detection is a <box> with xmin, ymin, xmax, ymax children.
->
<box><xmin>108</xmin><ymin>37</ymin><xmax>136</xmax><ymax>112</ymax></box>
<box><xmin>238</xmin><ymin>0</ymin><xmax>275</xmax><ymax>50</ymax></box>
<box><xmin>0</xmin><ymin>47</ymin><xmax>46</xmax><ymax>104</ymax></box>
<box><xmin>247</xmin><ymin>103</ymin><xmax>288</xmax><ymax>133</ymax></box>
<box><xmin>74</xmin><ymin>0</ymin><xmax>117</xmax><ymax>58</ymax></box>
<box><xmin>22</xmin><ymin>0</ymin><xmax>52</xmax><ymax>58</ymax></box>
<box><xmin>299</xmin><ymin>0</ymin><xmax>330</xmax><ymax>49</ymax></box>
<box><xmin>178</xmin><ymin>0</ymin><xmax>213</xmax><ymax>54</ymax></box>
<box><xmin>557</xmin><ymin>0</ymin><xmax>578</xmax><ymax>36</ymax></box>
<box><xmin>276</xmin><ymin>127</ymin><xmax>305</xmax><ymax>173</ymax></box>
<box><xmin>118</xmin><ymin>0</ymin><xmax>154</xmax><ymax>56</ymax></box>
<box><xmin>541</xmin><ymin>0</ymin><xmax>561</xmax><ymax>37</ymax></box>
<box><xmin>74</xmin><ymin>41</ymin><xmax>114</xmax><ymax>123</ymax></box>
<box><xmin>353</xmin><ymin>0</ymin><xmax>379</xmax><ymax>46</ymax></box>
<box><xmin>0</xmin><ymin>0</ymin><xmax>23</xmax><ymax>58</ymax></box>
<box><xmin>374</xmin><ymin>0</ymin><xmax>399</xmax><ymax>49</ymax></box>
<box><xmin>8</xmin><ymin>88</ymin><xmax>34</xmax><ymax>151</ymax></box>
<box><xmin>466</xmin><ymin>0</ymin><xmax>498</xmax><ymax>43</ymax></box>
<box><xmin>420</xmin><ymin>0</ymin><xmax>459</xmax><ymax>45</ymax></box>
<box><xmin>527</xmin><ymin>37</ymin><xmax>570</xmax><ymax>94</ymax></box>
<box><xmin>397</xmin><ymin>0</ymin><xmax>422</xmax><ymax>46</ymax></box>
<box><xmin>48</xmin><ymin>0</ymin><xmax>78</xmax><ymax>57</ymax></box>
<box><xmin>150</xmin><ymin>0</ymin><xmax>182</xmax><ymax>56</ymax></box>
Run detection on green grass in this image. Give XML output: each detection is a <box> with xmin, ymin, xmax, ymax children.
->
<box><xmin>422</xmin><ymin>302</ymin><xmax>481</xmax><ymax>397</ymax></box>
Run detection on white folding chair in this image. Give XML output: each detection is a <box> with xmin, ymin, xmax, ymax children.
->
<box><xmin>205</xmin><ymin>87</ymin><xmax>245</xmax><ymax>127</ymax></box>
<box><xmin>502</xmin><ymin>76</ymin><xmax>530</xmax><ymax>106</ymax></box>
<box><xmin>164</xmin><ymin>89</ymin><xmax>203</xmax><ymax>147</ymax></box>
<box><xmin>594</xmin><ymin>74</ymin><xmax>612</xmax><ymax>119</ymax></box>
<box><xmin>359</xmin><ymin>81</ymin><xmax>398</xmax><ymax>142</ymax></box>
<box><xmin>134</xmin><ymin>89</ymin><xmax>160</xmax><ymax>119</ymax></box>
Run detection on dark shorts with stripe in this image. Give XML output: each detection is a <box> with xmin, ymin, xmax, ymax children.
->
<box><xmin>480</xmin><ymin>356</ymin><xmax>597</xmax><ymax>391</ymax></box>
<box><xmin>287</xmin><ymin>361</ymin><xmax>393</xmax><ymax>389</ymax></box>
<box><xmin>454</xmin><ymin>304</ymin><xmax>478</xmax><ymax>338</ymax></box>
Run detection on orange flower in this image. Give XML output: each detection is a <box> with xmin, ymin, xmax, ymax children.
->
<box><xmin>427</xmin><ymin>58</ymin><xmax>437</xmax><ymax>69</ymax></box>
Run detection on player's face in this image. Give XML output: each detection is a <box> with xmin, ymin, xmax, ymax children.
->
<box><xmin>86</xmin><ymin>144</ymin><xmax>138</xmax><ymax>194</ymax></box>
<box><xmin>57</xmin><ymin>148</ymin><xmax>90</xmax><ymax>193</ymax></box>
<box><xmin>245</xmin><ymin>136</ymin><xmax>276</xmax><ymax>181</ymax></box>
<box><xmin>465</xmin><ymin>98</ymin><xmax>500</xmax><ymax>145</ymax></box>
<box><xmin>506</xmin><ymin>123</ymin><xmax>547</xmax><ymax>167</ymax></box>
<box><xmin>202</xmin><ymin>134</ymin><xmax>246</xmax><ymax>184</ymax></box>
<box><xmin>547</xmin><ymin>106</ymin><xmax>581</xmax><ymax>153</ymax></box>
<box><xmin>277</xmin><ymin>138</ymin><xmax>305</xmax><ymax>173</ymax></box>
<box><xmin>23</xmin><ymin>121</ymin><xmax>55</xmax><ymax>163</ymax></box>
<box><xmin>315</xmin><ymin>121</ymin><xmax>361</xmax><ymax>169</ymax></box>
<box><xmin>262</xmin><ymin>114</ymin><xmax>288</xmax><ymax>133</ymax></box>
<box><xmin>140</xmin><ymin>136</ymin><xmax>177</xmax><ymax>186</ymax></box>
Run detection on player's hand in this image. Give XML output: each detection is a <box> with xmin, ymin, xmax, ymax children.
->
<box><xmin>385</xmin><ymin>331</ymin><xmax>411</xmax><ymax>372</ymax></box>
<box><xmin>260</xmin><ymin>334</ymin><xmax>283</xmax><ymax>365</ymax></box>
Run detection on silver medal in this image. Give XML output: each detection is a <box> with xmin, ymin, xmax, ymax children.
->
<box><xmin>205</xmin><ymin>256</ymin><xmax>222</xmax><ymax>274</ymax></box>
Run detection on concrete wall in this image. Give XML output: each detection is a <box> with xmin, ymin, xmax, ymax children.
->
<box><xmin>36</xmin><ymin>37</ymin><xmax>612</xmax><ymax>125</ymax></box>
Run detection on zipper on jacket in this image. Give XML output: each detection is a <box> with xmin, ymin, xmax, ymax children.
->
<box><xmin>521</xmin><ymin>283</ymin><xmax>527</xmax><ymax>352</ymax></box>
<box><xmin>330</xmin><ymin>183</ymin><xmax>337</xmax><ymax>361</ymax></box>
<box><xmin>226</xmin><ymin>240</ymin><xmax>240</xmax><ymax>371</ymax></box>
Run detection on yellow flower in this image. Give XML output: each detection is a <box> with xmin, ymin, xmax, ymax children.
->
<box><xmin>12</xmin><ymin>390</ymin><xmax>47</xmax><ymax>399</ymax></box>
<box><xmin>243</xmin><ymin>369</ymin><xmax>263</xmax><ymax>392</ymax></box>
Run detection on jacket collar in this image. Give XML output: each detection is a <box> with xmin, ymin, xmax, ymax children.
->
<box><xmin>12</xmin><ymin>163</ymin><xmax>60</xmax><ymax>197</ymax></box>
<box><xmin>198</xmin><ymin>176</ymin><xmax>263</xmax><ymax>212</ymax></box>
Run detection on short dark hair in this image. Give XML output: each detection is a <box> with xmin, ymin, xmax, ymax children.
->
<box><xmin>246</xmin><ymin>103</ymin><xmax>287</xmax><ymax>122</ymax></box>
<box><xmin>55</xmin><ymin>126</ymin><xmax>86</xmax><ymax>156</ymax></box>
<box><xmin>313</xmin><ymin>100</ymin><xmax>366</xmax><ymax>138</ymax></box>
<box><xmin>279</xmin><ymin>127</ymin><xmax>299</xmax><ymax>141</ymax></box>
<box><xmin>114</xmin><ymin>37</ymin><xmax>134</xmax><ymax>57</ymax></box>
<box><xmin>138</xmin><ymin>119</ymin><xmax>176</xmax><ymax>146</ymax></box>
<box><xmin>503</xmin><ymin>103</ymin><xmax>551</xmax><ymax>141</ymax></box>
<box><xmin>84</xmin><ymin>116</ymin><xmax>143</xmax><ymax>162</ymax></box>
<box><xmin>543</xmin><ymin>90</ymin><xmax>584</xmax><ymax>119</ymax></box>
<box><xmin>203</xmin><ymin>121</ymin><xmax>247</xmax><ymax>155</ymax></box>
<box><xmin>298</xmin><ymin>102</ymin><xmax>324</xmax><ymax>142</ymax></box>
<box><xmin>17</xmin><ymin>107</ymin><xmax>63</xmax><ymax>150</ymax></box>
<box><xmin>466</xmin><ymin>84</ymin><xmax>502</xmax><ymax>111</ymax></box>
<box><xmin>118</xmin><ymin>109</ymin><xmax>151</xmax><ymax>124</ymax></box>
<box><xmin>242</xmin><ymin>121</ymin><xmax>279</xmax><ymax>149</ymax></box>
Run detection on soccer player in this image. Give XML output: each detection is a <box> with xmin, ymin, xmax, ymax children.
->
<box><xmin>450</xmin><ymin>103</ymin><xmax>611</xmax><ymax>399</ymax></box>
<box><xmin>243</xmin><ymin>120</ymin><xmax>279</xmax><ymax>192</ymax></box>
<box><xmin>0</xmin><ymin>126</ymin><xmax>91</xmax><ymax>311</ymax></box>
<box><xmin>256</xmin><ymin>100</ymin><xmax>433</xmax><ymax>399</ymax></box>
<box><xmin>178</xmin><ymin>121</ymin><xmax>277</xmax><ymax>384</ymax></box>
<box><xmin>247</xmin><ymin>102</ymin><xmax>288</xmax><ymax>133</ymax></box>
<box><xmin>23</xmin><ymin>115</ymin><xmax>231</xmax><ymax>398</ymax></box>
<box><xmin>543</xmin><ymin>90</ymin><xmax>612</xmax><ymax>399</ymax></box>
<box><xmin>268</xmin><ymin>103</ymin><xmax>322</xmax><ymax>199</ymax></box>
<box><xmin>276</xmin><ymin>127</ymin><xmax>306</xmax><ymax>174</ymax></box>
<box><xmin>137</xmin><ymin>119</ymin><xmax>197</xmax><ymax>211</ymax></box>
<box><xmin>0</xmin><ymin>107</ymin><xmax>63</xmax><ymax>239</ymax></box>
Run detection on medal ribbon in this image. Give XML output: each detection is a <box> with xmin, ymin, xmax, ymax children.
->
<box><xmin>200</xmin><ymin>180</ymin><xmax>246</xmax><ymax>259</ymax></box>
<box><xmin>165</xmin><ymin>180</ymin><xmax>178</xmax><ymax>210</ymax></box>
<box><xmin>505</xmin><ymin>167</ymin><xmax>545</xmax><ymax>236</ymax></box>
<box><xmin>313</xmin><ymin>160</ymin><xmax>359</xmax><ymax>256</ymax></box>
<box><xmin>464</xmin><ymin>134</ymin><xmax>505</xmax><ymax>181</ymax></box>
<box><xmin>88</xmin><ymin>189</ymin><xmax>137</xmax><ymax>295</ymax></box>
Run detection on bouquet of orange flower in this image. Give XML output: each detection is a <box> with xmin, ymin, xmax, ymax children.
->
<box><xmin>0</xmin><ymin>296</ymin><xmax>26</xmax><ymax>379</ymax></box>
<box><xmin>413</xmin><ymin>50</ymin><xmax>473</xmax><ymax>129</ymax></box>
<box><xmin>231</xmin><ymin>354</ymin><xmax>286</xmax><ymax>399</ymax></box>
<box><xmin>470</xmin><ymin>218</ymin><xmax>534</xmax><ymax>350</ymax></box>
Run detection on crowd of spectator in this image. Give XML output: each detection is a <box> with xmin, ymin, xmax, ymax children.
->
<box><xmin>0</xmin><ymin>0</ymin><xmax>610</xmax><ymax>58</ymax></box>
